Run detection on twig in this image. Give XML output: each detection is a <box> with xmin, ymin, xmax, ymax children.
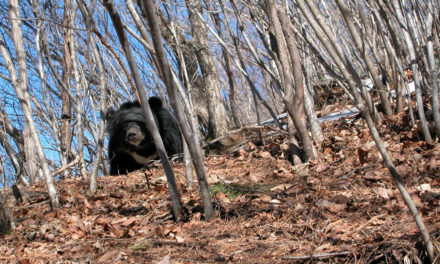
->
<box><xmin>147</xmin><ymin>239</ymin><xmax>198</xmax><ymax>248</ymax></box>
<box><xmin>0</xmin><ymin>240</ymin><xmax>22</xmax><ymax>263</ymax></box>
<box><xmin>204</xmin><ymin>124</ymin><xmax>287</xmax><ymax>147</ymax></box>
<box><xmin>281</xmin><ymin>250</ymin><xmax>352</xmax><ymax>260</ymax></box>
<box><xmin>51</xmin><ymin>158</ymin><xmax>80</xmax><ymax>177</ymax></box>
<box><xmin>18</xmin><ymin>199</ymin><xmax>49</xmax><ymax>210</ymax></box>
<box><xmin>213</xmin><ymin>173</ymin><xmax>295</xmax><ymax>208</ymax></box>
<box><xmin>340</xmin><ymin>164</ymin><xmax>375</xmax><ymax>179</ymax></box>
<box><xmin>353</xmin><ymin>213</ymin><xmax>387</xmax><ymax>233</ymax></box>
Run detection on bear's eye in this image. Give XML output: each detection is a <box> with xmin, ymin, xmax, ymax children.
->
<box><xmin>123</xmin><ymin>122</ymin><xmax>138</xmax><ymax>129</ymax></box>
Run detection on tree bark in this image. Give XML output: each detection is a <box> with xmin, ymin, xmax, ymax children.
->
<box><xmin>370</xmin><ymin>3</ymin><xmax>414</xmax><ymax>120</ymax></box>
<box><xmin>5</xmin><ymin>0</ymin><xmax>59</xmax><ymax>208</ymax></box>
<box><xmin>89</xmin><ymin>34</ymin><xmax>106</xmax><ymax>193</ymax></box>
<box><xmin>0</xmin><ymin>127</ymin><xmax>22</xmax><ymax>178</ymax></box>
<box><xmin>155</xmin><ymin>12</ymin><xmax>210</xmax><ymax>130</ymax></box>
<box><xmin>23</xmin><ymin>126</ymin><xmax>38</xmax><ymax>183</ymax></box>
<box><xmin>301</xmin><ymin>0</ymin><xmax>380</xmax><ymax>122</ymax></box>
<box><xmin>60</xmin><ymin>0</ymin><xmax>73</xmax><ymax>163</ymax></box>
<box><xmin>0</xmin><ymin>193</ymin><xmax>15</xmax><ymax>237</ymax></box>
<box><xmin>287</xmin><ymin>116</ymin><xmax>302</xmax><ymax>165</ymax></box>
<box><xmin>302</xmin><ymin>53</ymin><xmax>323</xmax><ymax>145</ymax></box>
<box><xmin>336</xmin><ymin>0</ymin><xmax>392</xmax><ymax>116</ymax></box>
<box><xmin>267</xmin><ymin>0</ymin><xmax>316</xmax><ymax>160</ymax></box>
<box><xmin>295</xmin><ymin>0</ymin><xmax>435</xmax><ymax>261</ymax></box>
<box><xmin>391</xmin><ymin>0</ymin><xmax>432</xmax><ymax>143</ymax></box>
<box><xmin>71</xmin><ymin>44</ymin><xmax>88</xmax><ymax>179</ymax></box>
<box><xmin>139</xmin><ymin>0</ymin><xmax>214</xmax><ymax>220</ymax></box>
<box><xmin>211</xmin><ymin>11</ymin><xmax>241</xmax><ymax>128</ymax></box>
<box><xmin>424</xmin><ymin>8</ymin><xmax>440</xmax><ymax>139</ymax></box>
<box><xmin>185</xmin><ymin>0</ymin><xmax>230</xmax><ymax>141</ymax></box>
<box><xmin>227</xmin><ymin>0</ymin><xmax>284</xmax><ymax>131</ymax></box>
<box><xmin>0</xmin><ymin>109</ymin><xmax>25</xmax><ymax>180</ymax></box>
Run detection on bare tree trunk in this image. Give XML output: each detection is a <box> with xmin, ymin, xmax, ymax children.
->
<box><xmin>89</xmin><ymin>35</ymin><xmax>106</xmax><ymax>194</ymax></box>
<box><xmin>211</xmin><ymin>10</ymin><xmax>241</xmax><ymax>128</ymax></box>
<box><xmin>267</xmin><ymin>0</ymin><xmax>316</xmax><ymax>160</ymax></box>
<box><xmin>391</xmin><ymin>0</ymin><xmax>432</xmax><ymax>143</ymax></box>
<box><xmin>287</xmin><ymin>116</ymin><xmax>302</xmax><ymax>165</ymax></box>
<box><xmin>4</xmin><ymin>0</ymin><xmax>59</xmax><ymax>208</ymax></box>
<box><xmin>0</xmin><ymin>193</ymin><xmax>15</xmax><ymax>237</ymax></box>
<box><xmin>32</xmin><ymin>1</ymin><xmax>77</xmax><ymax>180</ymax></box>
<box><xmin>395</xmin><ymin>67</ymin><xmax>406</xmax><ymax>113</ymax></box>
<box><xmin>370</xmin><ymin>4</ymin><xmax>414</xmax><ymax>121</ymax></box>
<box><xmin>139</xmin><ymin>0</ymin><xmax>214</xmax><ymax>220</ymax></box>
<box><xmin>295</xmin><ymin>1</ymin><xmax>435</xmax><ymax>261</ymax></box>
<box><xmin>425</xmin><ymin>7</ymin><xmax>440</xmax><ymax>139</ymax></box>
<box><xmin>0</xmin><ymin>110</ymin><xmax>25</xmax><ymax>181</ymax></box>
<box><xmin>0</xmin><ymin>162</ymin><xmax>5</xmax><ymax>188</ymax></box>
<box><xmin>75</xmin><ymin>104</ymin><xmax>87</xmax><ymax>179</ymax></box>
<box><xmin>336</xmin><ymin>0</ymin><xmax>392</xmax><ymax>116</ymax></box>
<box><xmin>302</xmin><ymin>43</ymin><xmax>323</xmax><ymax>145</ymax></box>
<box><xmin>251</xmin><ymin>88</ymin><xmax>264</xmax><ymax>144</ymax></box>
<box><xmin>172</xmin><ymin>65</ymin><xmax>199</xmax><ymax>186</ymax></box>
<box><xmin>0</xmin><ymin>126</ymin><xmax>22</xmax><ymax>179</ymax></box>
<box><xmin>155</xmin><ymin>11</ymin><xmax>210</xmax><ymax>130</ymax></box>
<box><xmin>300</xmin><ymin>0</ymin><xmax>379</xmax><ymax>122</ymax></box>
<box><xmin>78</xmin><ymin>1</ymin><xmax>100</xmax><ymax>188</ymax></box>
<box><xmin>70</xmin><ymin>45</ymin><xmax>88</xmax><ymax>179</ymax></box>
<box><xmin>60</xmin><ymin>0</ymin><xmax>73</xmax><ymax>171</ymax></box>
<box><xmin>23</xmin><ymin>127</ymin><xmax>38</xmax><ymax>183</ymax></box>
<box><xmin>183</xmin><ymin>141</ymin><xmax>194</xmax><ymax>188</ymax></box>
<box><xmin>226</xmin><ymin>0</ymin><xmax>283</xmax><ymax>131</ymax></box>
<box><xmin>172</xmin><ymin>37</ymin><xmax>206</xmax><ymax>156</ymax></box>
<box><xmin>185</xmin><ymin>0</ymin><xmax>230</xmax><ymax>141</ymax></box>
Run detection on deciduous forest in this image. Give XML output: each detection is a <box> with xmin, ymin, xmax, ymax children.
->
<box><xmin>0</xmin><ymin>0</ymin><xmax>439</xmax><ymax>262</ymax></box>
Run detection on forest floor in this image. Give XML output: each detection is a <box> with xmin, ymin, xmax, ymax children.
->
<box><xmin>1</xmin><ymin>105</ymin><xmax>440</xmax><ymax>263</ymax></box>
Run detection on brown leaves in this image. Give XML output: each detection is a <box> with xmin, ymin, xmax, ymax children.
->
<box><xmin>363</xmin><ymin>170</ymin><xmax>382</xmax><ymax>181</ymax></box>
<box><xmin>2</xmin><ymin>115</ymin><xmax>440</xmax><ymax>263</ymax></box>
<box><xmin>317</xmin><ymin>200</ymin><xmax>348</xmax><ymax>213</ymax></box>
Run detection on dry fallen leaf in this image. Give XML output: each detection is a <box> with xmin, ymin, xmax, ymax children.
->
<box><xmin>215</xmin><ymin>192</ymin><xmax>231</xmax><ymax>206</ymax></box>
<box><xmin>270</xmin><ymin>184</ymin><xmax>293</xmax><ymax>192</ymax></box>
<box><xmin>97</xmin><ymin>250</ymin><xmax>121</xmax><ymax>263</ymax></box>
<box><xmin>155</xmin><ymin>255</ymin><xmax>171</xmax><ymax>264</ymax></box>
<box><xmin>377</xmin><ymin>188</ymin><xmax>390</xmax><ymax>199</ymax></box>
<box><xmin>5</xmin><ymin>113</ymin><xmax>440</xmax><ymax>263</ymax></box>
<box><xmin>313</xmin><ymin>164</ymin><xmax>329</xmax><ymax>173</ymax></box>
<box><xmin>318</xmin><ymin>200</ymin><xmax>348</xmax><ymax>213</ymax></box>
<box><xmin>363</xmin><ymin>170</ymin><xmax>382</xmax><ymax>181</ymax></box>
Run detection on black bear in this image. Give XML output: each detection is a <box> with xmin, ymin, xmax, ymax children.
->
<box><xmin>106</xmin><ymin>97</ymin><xmax>183</xmax><ymax>175</ymax></box>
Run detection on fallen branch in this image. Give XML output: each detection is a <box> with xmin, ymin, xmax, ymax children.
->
<box><xmin>148</xmin><ymin>239</ymin><xmax>198</xmax><ymax>248</ymax></box>
<box><xmin>51</xmin><ymin>158</ymin><xmax>80</xmax><ymax>177</ymax></box>
<box><xmin>0</xmin><ymin>241</ymin><xmax>21</xmax><ymax>263</ymax></box>
<box><xmin>204</xmin><ymin>125</ymin><xmax>287</xmax><ymax>147</ymax></box>
<box><xmin>213</xmin><ymin>173</ymin><xmax>295</xmax><ymax>208</ymax></box>
<box><xmin>18</xmin><ymin>199</ymin><xmax>49</xmax><ymax>210</ymax></box>
<box><xmin>281</xmin><ymin>250</ymin><xmax>352</xmax><ymax>261</ymax></box>
<box><xmin>340</xmin><ymin>164</ymin><xmax>375</xmax><ymax>179</ymax></box>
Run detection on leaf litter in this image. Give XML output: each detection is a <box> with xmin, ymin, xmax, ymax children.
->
<box><xmin>1</xmin><ymin>112</ymin><xmax>440</xmax><ymax>263</ymax></box>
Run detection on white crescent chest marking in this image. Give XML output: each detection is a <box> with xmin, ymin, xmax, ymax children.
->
<box><xmin>126</xmin><ymin>151</ymin><xmax>158</xmax><ymax>165</ymax></box>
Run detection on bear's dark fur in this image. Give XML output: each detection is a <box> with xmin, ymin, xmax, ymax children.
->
<box><xmin>106</xmin><ymin>97</ymin><xmax>182</xmax><ymax>175</ymax></box>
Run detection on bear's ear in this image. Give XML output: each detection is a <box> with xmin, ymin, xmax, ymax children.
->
<box><xmin>105</xmin><ymin>107</ymin><xmax>116</xmax><ymax>121</ymax></box>
<box><xmin>148</xmin><ymin>97</ymin><xmax>163</xmax><ymax>111</ymax></box>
